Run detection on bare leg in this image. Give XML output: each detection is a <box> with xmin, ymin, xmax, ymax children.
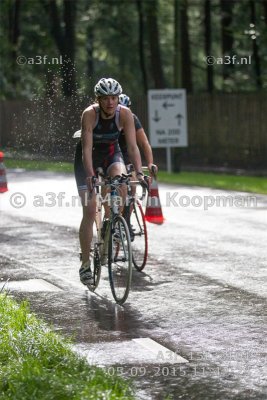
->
<box><xmin>78</xmin><ymin>190</ymin><xmax>96</xmax><ymax>264</ymax></box>
<box><xmin>106</xmin><ymin>162</ymin><xmax>127</xmax><ymax>213</ymax></box>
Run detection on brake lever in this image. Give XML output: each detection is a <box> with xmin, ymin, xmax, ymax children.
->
<box><xmin>151</xmin><ymin>165</ymin><xmax>157</xmax><ymax>177</ymax></box>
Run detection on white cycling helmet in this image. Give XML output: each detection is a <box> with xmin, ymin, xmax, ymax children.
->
<box><xmin>94</xmin><ymin>78</ymin><xmax>122</xmax><ymax>96</ymax></box>
<box><xmin>119</xmin><ymin>93</ymin><xmax>131</xmax><ymax>107</ymax></box>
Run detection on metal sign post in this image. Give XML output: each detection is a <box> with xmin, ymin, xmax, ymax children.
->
<box><xmin>148</xmin><ymin>89</ymin><xmax>188</xmax><ymax>173</ymax></box>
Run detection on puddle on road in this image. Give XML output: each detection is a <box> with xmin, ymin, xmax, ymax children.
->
<box><xmin>0</xmin><ymin>278</ymin><xmax>62</xmax><ymax>292</ymax></box>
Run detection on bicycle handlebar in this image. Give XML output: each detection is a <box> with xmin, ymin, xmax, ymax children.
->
<box><xmin>127</xmin><ymin>164</ymin><xmax>157</xmax><ymax>177</ymax></box>
<box><xmin>94</xmin><ymin>173</ymin><xmax>148</xmax><ymax>201</ymax></box>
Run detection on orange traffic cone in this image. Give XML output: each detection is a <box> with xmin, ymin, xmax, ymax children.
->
<box><xmin>145</xmin><ymin>176</ymin><xmax>164</xmax><ymax>224</ymax></box>
<box><xmin>0</xmin><ymin>151</ymin><xmax>8</xmax><ymax>193</ymax></box>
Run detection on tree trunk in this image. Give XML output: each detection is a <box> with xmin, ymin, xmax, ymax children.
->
<box><xmin>145</xmin><ymin>0</ymin><xmax>165</xmax><ymax>88</ymax></box>
<box><xmin>250</xmin><ymin>0</ymin><xmax>262</xmax><ymax>89</ymax></box>
<box><xmin>174</xmin><ymin>0</ymin><xmax>181</xmax><ymax>87</ymax></box>
<box><xmin>220</xmin><ymin>0</ymin><xmax>234</xmax><ymax>81</ymax></box>
<box><xmin>263</xmin><ymin>0</ymin><xmax>267</xmax><ymax>24</ymax></box>
<box><xmin>181</xmin><ymin>0</ymin><xmax>193</xmax><ymax>92</ymax></box>
<box><xmin>8</xmin><ymin>0</ymin><xmax>21</xmax><ymax>93</ymax></box>
<box><xmin>42</xmin><ymin>0</ymin><xmax>77</xmax><ymax>97</ymax></box>
<box><xmin>204</xmin><ymin>0</ymin><xmax>213</xmax><ymax>92</ymax></box>
<box><xmin>63</xmin><ymin>0</ymin><xmax>77</xmax><ymax>96</ymax></box>
<box><xmin>86</xmin><ymin>28</ymin><xmax>94</xmax><ymax>82</ymax></box>
<box><xmin>136</xmin><ymin>0</ymin><xmax>148</xmax><ymax>93</ymax></box>
<box><xmin>41</xmin><ymin>0</ymin><xmax>64</xmax><ymax>53</ymax></box>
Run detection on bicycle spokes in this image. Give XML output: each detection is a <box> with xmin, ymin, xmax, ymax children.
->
<box><xmin>88</xmin><ymin>222</ymin><xmax>102</xmax><ymax>292</ymax></box>
<box><xmin>131</xmin><ymin>201</ymin><xmax>148</xmax><ymax>271</ymax></box>
<box><xmin>108</xmin><ymin>216</ymin><xmax>132</xmax><ymax>304</ymax></box>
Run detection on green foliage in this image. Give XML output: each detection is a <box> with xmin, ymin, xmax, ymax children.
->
<box><xmin>0</xmin><ymin>293</ymin><xmax>134</xmax><ymax>400</ymax></box>
<box><xmin>0</xmin><ymin>0</ymin><xmax>57</xmax><ymax>99</ymax></box>
<box><xmin>0</xmin><ymin>0</ymin><xmax>266</xmax><ymax>99</ymax></box>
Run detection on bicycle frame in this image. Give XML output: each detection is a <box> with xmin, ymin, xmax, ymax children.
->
<box><xmin>95</xmin><ymin>174</ymin><xmax>126</xmax><ymax>262</ymax></box>
<box><xmin>88</xmin><ymin>170</ymin><xmax>148</xmax><ymax>303</ymax></box>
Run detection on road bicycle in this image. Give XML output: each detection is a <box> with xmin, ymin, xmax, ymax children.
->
<box><xmin>87</xmin><ymin>171</ymin><xmax>145</xmax><ymax>304</ymax></box>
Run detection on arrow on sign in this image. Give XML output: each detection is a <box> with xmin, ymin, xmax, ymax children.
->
<box><xmin>153</xmin><ymin>110</ymin><xmax>161</xmax><ymax>122</ymax></box>
<box><xmin>162</xmin><ymin>101</ymin><xmax>175</xmax><ymax>109</ymax></box>
<box><xmin>175</xmin><ymin>114</ymin><xmax>183</xmax><ymax>126</ymax></box>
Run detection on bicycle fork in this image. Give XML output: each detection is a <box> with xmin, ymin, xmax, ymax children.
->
<box><xmin>100</xmin><ymin>222</ymin><xmax>110</xmax><ymax>265</ymax></box>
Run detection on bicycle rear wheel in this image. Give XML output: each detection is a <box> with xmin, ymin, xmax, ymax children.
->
<box><xmin>108</xmin><ymin>215</ymin><xmax>132</xmax><ymax>304</ymax></box>
<box><xmin>131</xmin><ymin>200</ymin><xmax>148</xmax><ymax>271</ymax></box>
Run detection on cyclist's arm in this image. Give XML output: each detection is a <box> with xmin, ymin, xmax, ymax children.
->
<box><xmin>121</xmin><ymin>108</ymin><xmax>142</xmax><ymax>174</ymax></box>
<box><xmin>136</xmin><ymin>128</ymin><xmax>158</xmax><ymax>174</ymax></box>
<box><xmin>81</xmin><ymin>107</ymin><xmax>95</xmax><ymax>177</ymax></box>
<box><xmin>136</xmin><ymin>128</ymin><xmax>153</xmax><ymax>166</ymax></box>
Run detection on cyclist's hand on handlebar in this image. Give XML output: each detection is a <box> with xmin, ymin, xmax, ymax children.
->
<box><xmin>137</xmin><ymin>172</ymin><xmax>150</xmax><ymax>191</ymax></box>
<box><xmin>86</xmin><ymin>176</ymin><xmax>98</xmax><ymax>194</ymax></box>
<box><xmin>148</xmin><ymin>163</ymin><xmax>158</xmax><ymax>176</ymax></box>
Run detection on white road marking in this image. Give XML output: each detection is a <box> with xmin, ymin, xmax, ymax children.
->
<box><xmin>74</xmin><ymin>339</ymin><xmax>189</xmax><ymax>366</ymax></box>
<box><xmin>0</xmin><ymin>278</ymin><xmax>62</xmax><ymax>292</ymax></box>
<box><xmin>0</xmin><ymin>252</ymin><xmax>82</xmax><ymax>290</ymax></box>
<box><xmin>133</xmin><ymin>338</ymin><xmax>188</xmax><ymax>364</ymax></box>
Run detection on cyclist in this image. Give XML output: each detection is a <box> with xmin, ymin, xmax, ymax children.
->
<box><xmin>118</xmin><ymin>93</ymin><xmax>158</xmax><ymax>175</ymax></box>
<box><xmin>74</xmin><ymin>78</ymin><xmax>147</xmax><ymax>286</ymax></box>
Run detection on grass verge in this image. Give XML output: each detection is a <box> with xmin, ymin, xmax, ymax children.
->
<box><xmin>157</xmin><ymin>171</ymin><xmax>267</xmax><ymax>194</ymax></box>
<box><xmin>0</xmin><ymin>293</ymin><xmax>134</xmax><ymax>400</ymax></box>
<box><xmin>5</xmin><ymin>158</ymin><xmax>74</xmax><ymax>174</ymax></box>
<box><xmin>4</xmin><ymin>158</ymin><xmax>267</xmax><ymax>194</ymax></box>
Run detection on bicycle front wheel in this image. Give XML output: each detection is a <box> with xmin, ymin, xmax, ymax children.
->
<box><xmin>88</xmin><ymin>220</ymin><xmax>102</xmax><ymax>292</ymax></box>
<box><xmin>131</xmin><ymin>200</ymin><xmax>148</xmax><ymax>271</ymax></box>
<box><xmin>108</xmin><ymin>215</ymin><xmax>132</xmax><ymax>304</ymax></box>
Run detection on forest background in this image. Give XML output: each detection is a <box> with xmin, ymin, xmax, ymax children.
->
<box><xmin>0</xmin><ymin>0</ymin><xmax>266</xmax><ymax>169</ymax></box>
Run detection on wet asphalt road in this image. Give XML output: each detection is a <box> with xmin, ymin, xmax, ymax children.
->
<box><xmin>0</xmin><ymin>170</ymin><xmax>267</xmax><ymax>400</ymax></box>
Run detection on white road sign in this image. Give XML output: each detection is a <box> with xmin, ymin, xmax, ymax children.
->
<box><xmin>148</xmin><ymin>89</ymin><xmax>188</xmax><ymax>148</ymax></box>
